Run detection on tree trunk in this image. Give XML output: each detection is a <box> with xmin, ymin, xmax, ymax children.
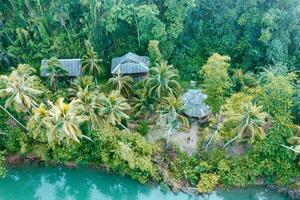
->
<box><xmin>0</xmin><ymin>104</ymin><xmax>27</xmax><ymax>131</ymax></box>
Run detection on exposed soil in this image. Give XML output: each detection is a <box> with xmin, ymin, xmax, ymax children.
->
<box><xmin>147</xmin><ymin>123</ymin><xmax>199</xmax><ymax>155</ymax></box>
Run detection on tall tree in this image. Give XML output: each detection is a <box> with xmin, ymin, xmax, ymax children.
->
<box><xmin>146</xmin><ymin>61</ymin><xmax>180</xmax><ymax>100</ymax></box>
<box><xmin>203</xmin><ymin>53</ymin><xmax>231</xmax><ymax>114</ymax></box>
<box><xmin>0</xmin><ymin>64</ymin><xmax>43</xmax><ymax>113</ymax></box>
<box><xmin>82</xmin><ymin>40</ymin><xmax>102</xmax><ymax>84</ymax></box>
<box><xmin>43</xmin><ymin>98</ymin><xmax>88</xmax><ymax>144</ymax></box>
<box><xmin>99</xmin><ymin>90</ymin><xmax>130</xmax><ymax>129</ymax></box>
<box><xmin>224</xmin><ymin>102</ymin><xmax>268</xmax><ymax>147</ymax></box>
<box><xmin>107</xmin><ymin>70</ymin><xmax>133</xmax><ymax>98</ymax></box>
<box><xmin>72</xmin><ymin>86</ymin><xmax>103</xmax><ymax>130</ymax></box>
<box><xmin>41</xmin><ymin>57</ymin><xmax>68</xmax><ymax>91</ymax></box>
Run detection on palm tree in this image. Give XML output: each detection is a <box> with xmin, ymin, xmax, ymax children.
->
<box><xmin>41</xmin><ymin>57</ymin><xmax>68</xmax><ymax>91</ymax></box>
<box><xmin>146</xmin><ymin>62</ymin><xmax>180</xmax><ymax>100</ymax></box>
<box><xmin>161</xmin><ymin>96</ymin><xmax>189</xmax><ymax>129</ymax></box>
<box><xmin>99</xmin><ymin>90</ymin><xmax>130</xmax><ymax>129</ymax></box>
<box><xmin>224</xmin><ymin>102</ymin><xmax>268</xmax><ymax>147</ymax></box>
<box><xmin>107</xmin><ymin>69</ymin><xmax>133</xmax><ymax>97</ymax></box>
<box><xmin>27</xmin><ymin>103</ymin><xmax>49</xmax><ymax>140</ymax></box>
<box><xmin>133</xmin><ymin>92</ymin><xmax>156</xmax><ymax>119</ymax></box>
<box><xmin>82</xmin><ymin>40</ymin><xmax>102</xmax><ymax>84</ymax></box>
<box><xmin>232</xmin><ymin>69</ymin><xmax>258</xmax><ymax>90</ymax></box>
<box><xmin>43</xmin><ymin>98</ymin><xmax>88</xmax><ymax>144</ymax></box>
<box><xmin>13</xmin><ymin>64</ymin><xmax>36</xmax><ymax>77</ymax></box>
<box><xmin>0</xmin><ymin>64</ymin><xmax>43</xmax><ymax>113</ymax></box>
<box><xmin>72</xmin><ymin>86</ymin><xmax>103</xmax><ymax>130</ymax></box>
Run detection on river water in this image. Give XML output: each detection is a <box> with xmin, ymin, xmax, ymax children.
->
<box><xmin>0</xmin><ymin>166</ymin><xmax>290</xmax><ymax>200</ymax></box>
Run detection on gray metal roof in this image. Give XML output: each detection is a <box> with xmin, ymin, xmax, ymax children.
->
<box><xmin>111</xmin><ymin>52</ymin><xmax>149</xmax><ymax>75</ymax></box>
<box><xmin>182</xmin><ymin>89</ymin><xmax>210</xmax><ymax>118</ymax></box>
<box><xmin>40</xmin><ymin>59</ymin><xmax>82</xmax><ymax>77</ymax></box>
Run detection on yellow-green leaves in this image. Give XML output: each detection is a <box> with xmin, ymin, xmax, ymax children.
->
<box><xmin>28</xmin><ymin>98</ymin><xmax>88</xmax><ymax>144</ymax></box>
<box><xmin>197</xmin><ymin>173</ymin><xmax>219</xmax><ymax>193</ymax></box>
<box><xmin>203</xmin><ymin>53</ymin><xmax>231</xmax><ymax>114</ymax></box>
<box><xmin>0</xmin><ymin>64</ymin><xmax>43</xmax><ymax>113</ymax></box>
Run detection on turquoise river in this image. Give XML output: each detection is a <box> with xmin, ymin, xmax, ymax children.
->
<box><xmin>0</xmin><ymin>166</ymin><xmax>291</xmax><ymax>200</ymax></box>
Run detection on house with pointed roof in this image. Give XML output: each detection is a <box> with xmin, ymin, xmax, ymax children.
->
<box><xmin>182</xmin><ymin>89</ymin><xmax>210</xmax><ymax>120</ymax></box>
<box><xmin>40</xmin><ymin>59</ymin><xmax>82</xmax><ymax>77</ymax></box>
<box><xmin>111</xmin><ymin>52</ymin><xmax>150</xmax><ymax>82</ymax></box>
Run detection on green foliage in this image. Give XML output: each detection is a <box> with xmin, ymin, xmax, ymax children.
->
<box><xmin>146</xmin><ymin>62</ymin><xmax>180</xmax><ymax>100</ymax></box>
<box><xmin>82</xmin><ymin>40</ymin><xmax>102</xmax><ymax>83</ymax></box>
<box><xmin>95</xmin><ymin>126</ymin><xmax>157</xmax><ymax>183</ymax></box>
<box><xmin>148</xmin><ymin>40</ymin><xmax>163</xmax><ymax>66</ymax></box>
<box><xmin>28</xmin><ymin>98</ymin><xmax>88</xmax><ymax>144</ymax></box>
<box><xmin>259</xmin><ymin>70</ymin><xmax>296</xmax><ymax>127</ymax></box>
<box><xmin>203</xmin><ymin>53</ymin><xmax>231</xmax><ymax>113</ymax></box>
<box><xmin>51</xmin><ymin>137</ymin><xmax>97</xmax><ymax>164</ymax></box>
<box><xmin>2</xmin><ymin>127</ymin><xmax>27</xmax><ymax>153</ymax></box>
<box><xmin>41</xmin><ymin>57</ymin><xmax>68</xmax><ymax>91</ymax></box>
<box><xmin>231</xmin><ymin>69</ymin><xmax>258</xmax><ymax>91</ymax></box>
<box><xmin>0</xmin><ymin>0</ymin><xmax>300</xmax><ymax>193</ymax></box>
<box><xmin>293</xmin><ymin>81</ymin><xmax>300</xmax><ymax>124</ymax></box>
<box><xmin>224</xmin><ymin>102</ymin><xmax>268</xmax><ymax>146</ymax></box>
<box><xmin>135</xmin><ymin>121</ymin><xmax>149</xmax><ymax>136</ymax></box>
<box><xmin>0</xmin><ymin>64</ymin><xmax>43</xmax><ymax>113</ymax></box>
<box><xmin>107</xmin><ymin>71</ymin><xmax>133</xmax><ymax>97</ymax></box>
<box><xmin>98</xmin><ymin>90</ymin><xmax>130</xmax><ymax>127</ymax></box>
<box><xmin>0</xmin><ymin>151</ymin><xmax>6</xmax><ymax>178</ymax></box>
<box><xmin>160</xmin><ymin>96</ymin><xmax>189</xmax><ymax>129</ymax></box>
<box><xmin>218</xmin><ymin>156</ymin><xmax>260</xmax><ymax>187</ymax></box>
<box><xmin>1</xmin><ymin>0</ymin><xmax>300</xmax><ymax>81</ymax></box>
<box><xmin>197</xmin><ymin>173</ymin><xmax>219</xmax><ymax>193</ymax></box>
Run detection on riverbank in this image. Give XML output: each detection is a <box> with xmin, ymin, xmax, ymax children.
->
<box><xmin>5</xmin><ymin>153</ymin><xmax>299</xmax><ymax>200</ymax></box>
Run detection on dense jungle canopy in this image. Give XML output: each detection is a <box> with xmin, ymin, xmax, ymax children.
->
<box><xmin>1</xmin><ymin>0</ymin><xmax>300</xmax><ymax>79</ymax></box>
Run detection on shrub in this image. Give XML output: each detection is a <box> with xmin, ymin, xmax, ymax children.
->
<box><xmin>3</xmin><ymin>127</ymin><xmax>27</xmax><ymax>153</ymax></box>
<box><xmin>95</xmin><ymin>126</ymin><xmax>157</xmax><ymax>183</ymax></box>
<box><xmin>197</xmin><ymin>173</ymin><xmax>220</xmax><ymax>193</ymax></box>
<box><xmin>218</xmin><ymin>156</ymin><xmax>261</xmax><ymax>187</ymax></box>
<box><xmin>0</xmin><ymin>151</ymin><xmax>6</xmax><ymax>178</ymax></box>
<box><xmin>135</xmin><ymin>121</ymin><xmax>149</xmax><ymax>136</ymax></box>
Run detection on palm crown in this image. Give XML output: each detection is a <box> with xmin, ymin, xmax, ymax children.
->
<box><xmin>0</xmin><ymin>64</ymin><xmax>43</xmax><ymax>113</ymax></box>
<box><xmin>43</xmin><ymin>98</ymin><xmax>88</xmax><ymax>144</ymax></box>
<box><xmin>82</xmin><ymin>40</ymin><xmax>102</xmax><ymax>83</ymax></box>
<box><xmin>224</xmin><ymin>102</ymin><xmax>268</xmax><ymax>147</ymax></box>
<box><xmin>107</xmin><ymin>69</ymin><xmax>133</xmax><ymax>97</ymax></box>
<box><xmin>146</xmin><ymin>62</ymin><xmax>180</xmax><ymax>100</ymax></box>
<box><xmin>99</xmin><ymin>90</ymin><xmax>130</xmax><ymax>128</ymax></box>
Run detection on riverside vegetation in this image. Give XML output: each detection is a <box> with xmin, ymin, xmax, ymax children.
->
<box><xmin>0</xmin><ymin>0</ymin><xmax>300</xmax><ymax>199</ymax></box>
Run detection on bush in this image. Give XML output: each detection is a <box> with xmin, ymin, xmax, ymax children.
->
<box><xmin>0</xmin><ymin>151</ymin><xmax>6</xmax><ymax>178</ymax></box>
<box><xmin>135</xmin><ymin>121</ymin><xmax>149</xmax><ymax>136</ymax></box>
<box><xmin>197</xmin><ymin>173</ymin><xmax>219</xmax><ymax>193</ymax></box>
<box><xmin>95</xmin><ymin>126</ymin><xmax>157</xmax><ymax>183</ymax></box>
<box><xmin>3</xmin><ymin>127</ymin><xmax>27</xmax><ymax>153</ymax></box>
<box><xmin>50</xmin><ymin>135</ymin><xmax>98</xmax><ymax>164</ymax></box>
<box><xmin>218</xmin><ymin>156</ymin><xmax>260</xmax><ymax>187</ymax></box>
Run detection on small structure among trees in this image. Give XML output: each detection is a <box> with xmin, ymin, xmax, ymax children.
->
<box><xmin>111</xmin><ymin>52</ymin><xmax>149</xmax><ymax>82</ymax></box>
<box><xmin>182</xmin><ymin>89</ymin><xmax>210</xmax><ymax>120</ymax></box>
<box><xmin>40</xmin><ymin>59</ymin><xmax>82</xmax><ymax>77</ymax></box>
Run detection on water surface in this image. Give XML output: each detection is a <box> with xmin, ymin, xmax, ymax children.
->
<box><xmin>0</xmin><ymin>166</ymin><xmax>290</xmax><ymax>200</ymax></box>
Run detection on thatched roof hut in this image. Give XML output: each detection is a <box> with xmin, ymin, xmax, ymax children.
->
<box><xmin>40</xmin><ymin>59</ymin><xmax>82</xmax><ymax>77</ymax></box>
<box><xmin>111</xmin><ymin>52</ymin><xmax>149</xmax><ymax>82</ymax></box>
<box><xmin>182</xmin><ymin>89</ymin><xmax>210</xmax><ymax>118</ymax></box>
